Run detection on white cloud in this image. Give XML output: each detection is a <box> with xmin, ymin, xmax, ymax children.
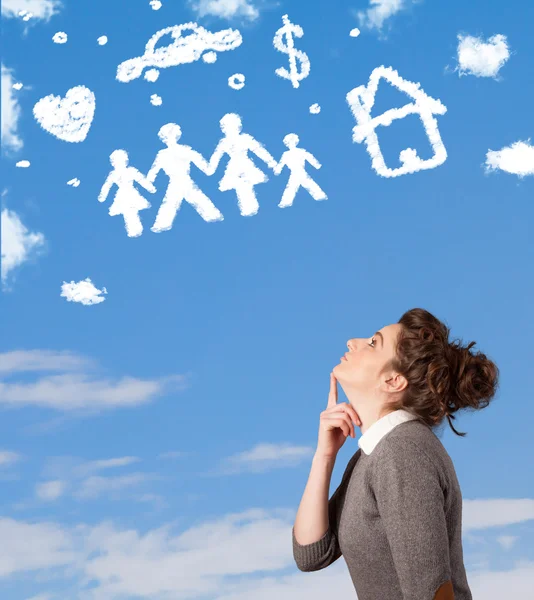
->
<box><xmin>72</xmin><ymin>456</ymin><xmax>141</xmax><ymax>478</ymax></box>
<box><xmin>357</xmin><ymin>0</ymin><xmax>418</xmax><ymax>31</ymax></box>
<box><xmin>0</xmin><ymin>349</ymin><xmax>93</xmax><ymax>375</ymax></box>
<box><xmin>497</xmin><ymin>535</ymin><xmax>518</xmax><ymax>551</ymax></box>
<box><xmin>1</xmin><ymin>0</ymin><xmax>62</xmax><ymax>20</ymax></box>
<box><xmin>1</xmin><ymin>64</ymin><xmax>23</xmax><ymax>153</ymax></box>
<box><xmin>1</xmin><ymin>498</ymin><xmax>534</xmax><ymax>596</ymax></box>
<box><xmin>456</xmin><ymin>33</ymin><xmax>510</xmax><ymax>78</ymax></box>
<box><xmin>60</xmin><ymin>277</ymin><xmax>108</xmax><ymax>306</ymax></box>
<box><xmin>23</xmin><ymin>455</ymin><xmax>169</xmax><ymax>508</ymax></box>
<box><xmin>485</xmin><ymin>140</ymin><xmax>534</xmax><ymax>178</ymax></box>
<box><xmin>35</xmin><ymin>480</ymin><xmax>66</xmax><ymax>501</ymax></box>
<box><xmin>0</xmin><ymin>450</ymin><xmax>22</xmax><ymax>467</ymax></box>
<box><xmin>73</xmin><ymin>472</ymin><xmax>165</xmax><ymax>500</ymax></box>
<box><xmin>1</xmin><ymin>206</ymin><xmax>46</xmax><ymax>289</ymax></box>
<box><xmin>190</xmin><ymin>0</ymin><xmax>260</xmax><ymax>20</ymax></box>
<box><xmin>205</xmin><ymin>442</ymin><xmax>314</xmax><ymax>475</ymax></box>
<box><xmin>0</xmin><ymin>349</ymin><xmax>189</xmax><ymax>412</ymax></box>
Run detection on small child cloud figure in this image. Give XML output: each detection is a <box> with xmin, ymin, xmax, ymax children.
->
<box><xmin>274</xmin><ymin>133</ymin><xmax>327</xmax><ymax>207</ymax></box>
<box><xmin>98</xmin><ymin>149</ymin><xmax>156</xmax><ymax>237</ymax></box>
<box><xmin>61</xmin><ymin>278</ymin><xmax>107</xmax><ymax>305</ymax></box>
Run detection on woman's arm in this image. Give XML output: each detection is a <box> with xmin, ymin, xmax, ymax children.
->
<box><xmin>98</xmin><ymin>173</ymin><xmax>115</xmax><ymax>203</ymax></box>
<box><xmin>292</xmin><ymin>449</ymin><xmax>361</xmax><ymax>572</ymax></box>
<box><xmin>248</xmin><ymin>136</ymin><xmax>277</xmax><ymax>170</ymax></box>
<box><xmin>206</xmin><ymin>140</ymin><xmax>226</xmax><ymax>176</ymax></box>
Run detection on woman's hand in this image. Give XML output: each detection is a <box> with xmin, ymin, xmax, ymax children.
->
<box><xmin>315</xmin><ymin>373</ymin><xmax>362</xmax><ymax>459</ymax></box>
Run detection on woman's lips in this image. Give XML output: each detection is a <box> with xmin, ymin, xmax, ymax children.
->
<box><xmin>341</xmin><ymin>356</ymin><xmax>348</xmax><ymax>361</ymax></box>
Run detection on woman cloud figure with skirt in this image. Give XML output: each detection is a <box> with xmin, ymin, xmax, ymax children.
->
<box><xmin>207</xmin><ymin>113</ymin><xmax>277</xmax><ymax>217</ymax></box>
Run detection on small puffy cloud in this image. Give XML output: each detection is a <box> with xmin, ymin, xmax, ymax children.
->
<box><xmin>60</xmin><ymin>277</ymin><xmax>108</xmax><ymax>306</ymax></box>
<box><xmin>1</xmin><ymin>64</ymin><xmax>23</xmax><ymax>153</ymax></box>
<box><xmin>484</xmin><ymin>140</ymin><xmax>534</xmax><ymax>178</ymax></box>
<box><xmin>456</xmin><ymin>33</ymin><xmax>510</xmax><ymax>78</ymax></box>
<box><xmin>189</xmin><ymin>0</ymin><xmax>260</xmax><ymax>20</ymax></box>
<box><xmin>35</xmin><ymin>480</ymin><xmax>67</xmax><ymax>501</ymax></box>
<box><xmin>357</xmin><ymin>0</ymin><xmax>417</xmax><ymax>31</ymax></box>
<box><xmin>1</xmin><ymin>0</ymin><xmax>62</xmax><ymax>20</ymax></box>
<box><xmin>1</xmin><ymin>206</ymin><xmax>46</xmax><ymax>290</ymax></box>
<box><xmin>0</xmin><ymin>450</ymin><xmax>22</xmax><ymax>467</ymax></box>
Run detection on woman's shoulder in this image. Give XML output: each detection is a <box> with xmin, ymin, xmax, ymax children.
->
<box><xmin>377</xmin><ymin>420</ymin><xmax>457</xmax><ymax>485</ymax></box>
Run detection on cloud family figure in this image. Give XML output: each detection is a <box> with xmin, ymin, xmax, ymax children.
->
<box><xmin>98</xmin><ymin>113</ymin><xmax>327</xmax><ymax>237</ymax></box>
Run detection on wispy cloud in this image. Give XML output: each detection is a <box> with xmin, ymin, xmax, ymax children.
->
<box><xmin>72</xmin><ymin>457</ymin><xmax>142</xmax><ymax>478</ymax></box>
<box><xmin>484</xmin><ymin>140</ymin><xmax>534</xmax><ymax>178</ymax></box>
<box><xmin>1</xmin><ymin>0</ymin><xmax>62</xmax><ymax>20</ymax></box>
<box><xmin>0</xmin><ymin>450</ymin><xmax>22</xmax><ymax>467</ymax></box>
<box><xmin>1</xmin><ymin>65</ymin><xmax>23</xmax><ymax>153</ymax></box>
<box><xmin>356</xmin><ymin>0</ymin><xmax>420</xmax><ymax>32</ymax></box>
<box><xmin>205</xmin><ymin>442</ymin><xmax>314</xmax><ymax>475</ymax></box>
<box><xmin>35</xmin><ymin>480</ymin><xmax>66</xmax><ymax>501</ymax></box>
<box><xmin>1</xmin><ymin>205</ymin><xmax>46</xmax><ymax>290</ymax></box>
<box><xmin>189</xmin><ymin>0</ymin><xmax>260</xmax><ymax>21</ymax></box>
<box><xmin>73</xmin><ymin>472</ymin><xmax>165</xmax><ymax>500</ymax></box>
<box><xmin>30</xmin><ymin>455</ymin><xmax>165</xmax><ymax>504</ymax></box>
<box><xmin>455</xmin><ymin>33</ymin><xmax>510</xmax><ymax>78</ymax></box>
<box><xmin>0</xmin><ymin>349</ymin><xmax>93</xmax><ymax>375</ymax></box>
<box><xmin>0</xmin><ymin>349</ymin><xmax>190</xmax><ymax>413</ymax></box>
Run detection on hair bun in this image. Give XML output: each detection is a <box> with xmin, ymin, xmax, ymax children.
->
<box><xmin>388</xmin><ymin>308</ymin><xmax>500</xmax><ymax>437</ymax></box>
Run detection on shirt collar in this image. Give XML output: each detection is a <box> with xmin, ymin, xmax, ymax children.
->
<box><xmin>358</xmin><ymin>409</ymin><xmax>419</xmax><ymax>455</ymax></box>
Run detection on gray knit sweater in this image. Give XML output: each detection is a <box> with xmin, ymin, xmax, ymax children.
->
<box><xmin>292</xmin><ymin>419</ymin><xmax>472</xmax><ymax>599</ymax></box>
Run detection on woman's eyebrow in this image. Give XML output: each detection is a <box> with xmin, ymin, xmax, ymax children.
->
<box><xmin>374</xmin><ymin>331</ymin><xmax>384</xmax><ymax>347</ymax></box>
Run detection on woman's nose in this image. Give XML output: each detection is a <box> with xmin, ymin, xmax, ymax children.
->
<box><xmin>347</xmin><ymin>339</ymin><xmax>355</xmax><ymax>351</ymax></box>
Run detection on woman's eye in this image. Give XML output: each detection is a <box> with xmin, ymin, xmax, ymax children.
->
<box><xmin>369</xmin><ymin>337</ymin><xmax>376</xmax><ymax>347</ymax></box>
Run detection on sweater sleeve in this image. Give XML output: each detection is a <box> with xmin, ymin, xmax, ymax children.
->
<box><xmin>373</xmin><ymin>439</ymin><xmax>452</xmax><ymax>599</ymax></box>
<box><xmin>292</xmin><ymin>449</ymin><xmax>361</xmax><ymax>572</ymax></box>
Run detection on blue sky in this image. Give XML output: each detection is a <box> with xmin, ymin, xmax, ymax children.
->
<box><xmin>1</xmin><ymin>0</ymin><xmax>533</xmax><ymax>598</ymax></box>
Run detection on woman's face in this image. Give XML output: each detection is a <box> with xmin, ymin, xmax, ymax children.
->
<box><xmin>333</xmin><ymin>323</ymin><xmax>404</xmax><ymax>396</ymax></box>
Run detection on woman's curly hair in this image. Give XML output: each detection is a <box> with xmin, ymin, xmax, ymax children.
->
<box><xmin>384</xmin><ymin>308</ymin><xmax>500</xmax><ymax>436</ymax></box>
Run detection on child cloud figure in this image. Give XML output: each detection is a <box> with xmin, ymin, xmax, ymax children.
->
<box><xmin>98</xmin><ymin>150</ymin><xmax>156</xmax><ymax>238</ymax></box>
<box><xmin>274</xmin><ymin>133</ymin><xmax>327</xmax><ymax>207</ymax></box>
<box><xmin>148</xmin><ymin>123</ymin><xmax>223</xmax><ymax>233</ymax></box>
<box><xmin>207</xmin><ymin>113</ymin><xmax>277</xmax><ymax>217</ymax></box>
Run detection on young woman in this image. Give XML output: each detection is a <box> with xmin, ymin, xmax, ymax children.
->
<box><xmin>292</xmin><ymin>307</ymin><xmax>499</xmax><ymax>600</ymax></box>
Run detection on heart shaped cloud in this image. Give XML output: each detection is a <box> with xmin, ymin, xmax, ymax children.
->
<box><xmin>33</xmin><ymin>85</ymin><xmax>96</xmax><ymax>143</ymax></box>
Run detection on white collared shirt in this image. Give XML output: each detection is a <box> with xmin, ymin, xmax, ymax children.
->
<box><xmin>358</xmin><ymin>409</ymin><xmax>419</xmax><ymax>455</ymax></box>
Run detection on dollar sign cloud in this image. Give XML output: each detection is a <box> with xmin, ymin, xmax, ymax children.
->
<box><xmin>273</xmin><ymin>14</ymin><xmax>310</xmax><ymax>88</ymax></box>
